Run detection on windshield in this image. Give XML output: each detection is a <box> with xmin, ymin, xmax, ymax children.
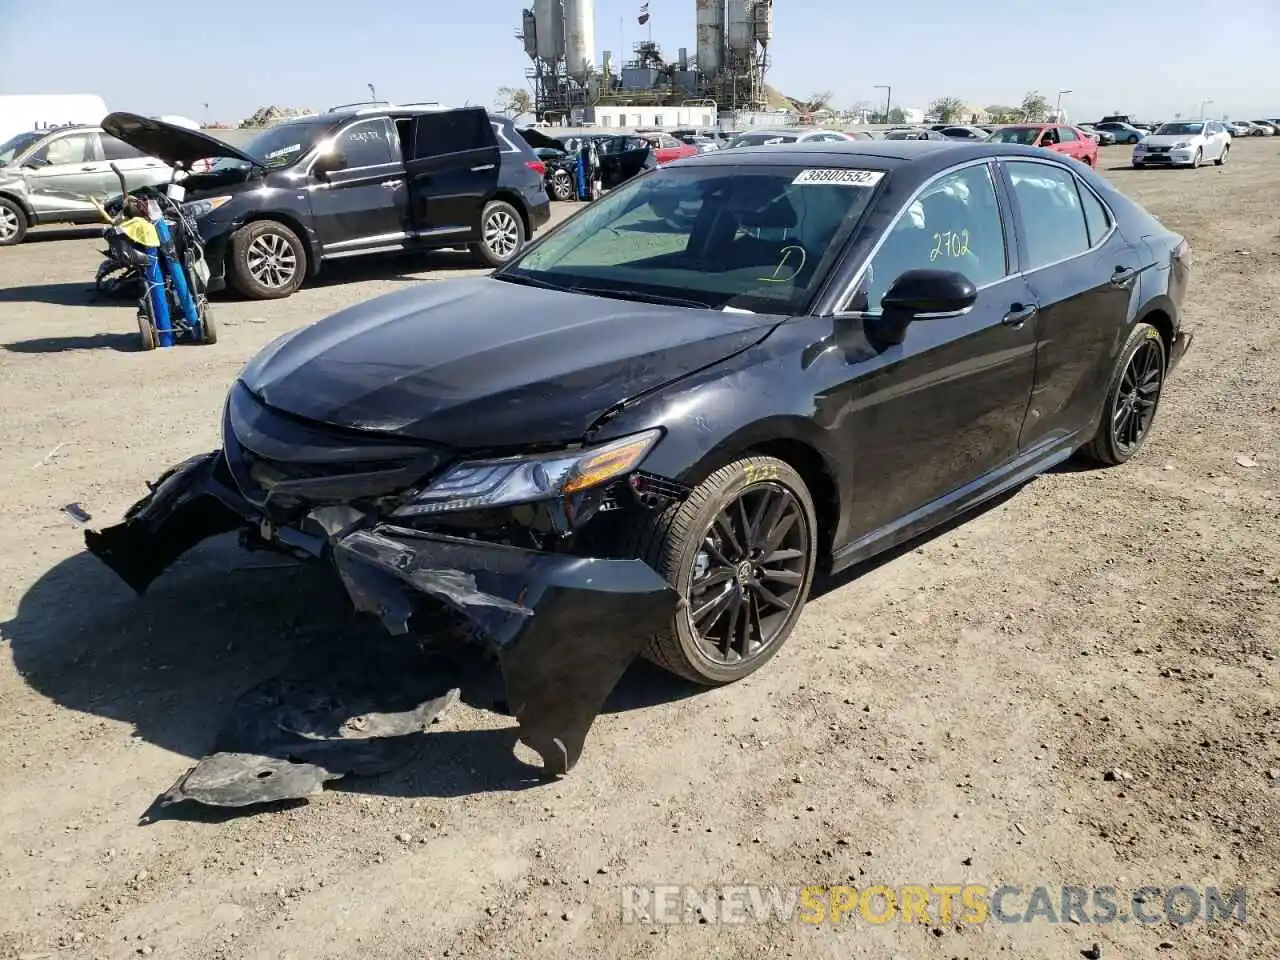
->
<box><xmin>496</xmin><ymin>163</ymin><xmax>885</xmax><ymax>314</ymax></box>
<box><xmin>1155</xmin><ymin>122</ymin><xmax>1203</xmax><ymax>136</ymax></box>
<box><xmin>0</xmin><ymin>131</ymin><xmax>43</xmax><ymax>165</ymax></box>
<box><xmin>726</xmin><ymin>132</ymin><xmax>797</xmax><ymax>148</ymax></box>
<box><xmin>217</xmin><ymin>119</ymin><xmax>335</xmax><ymax>169</ymax></box>
<box><xmin>986</xmin><ymin>127</ymin><xmax>1042</xmax><ymax>145</ymax></box>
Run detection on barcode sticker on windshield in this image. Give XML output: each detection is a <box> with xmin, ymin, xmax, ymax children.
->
<box><xmin>792</xmin><ymin>168</ymin><xmax>885</xmax><ymax>186</ymax></box>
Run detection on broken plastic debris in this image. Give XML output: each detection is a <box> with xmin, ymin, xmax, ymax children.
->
<box><xmin>1235</xmin><ymin>455</ymin><xmax>1257</xmax><ymax>468</ymax></box>
<box><xmin>162</xmin><ymin>753</ymin><xmax>340</xmax><ymax>807</ymax></box>
<box><xmin>159</xmin><ymin>663</ymin><xmax>460</xmax><ymax>809</ymax></box>
<box><xmin>61</xmin><ymin>502</ymin><xmax>92</xmax><ymax>524</ymax></box>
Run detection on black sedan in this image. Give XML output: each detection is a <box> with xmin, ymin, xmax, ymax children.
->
<box><xmin>86</xmin><ymin>140</ymin><xmax>1193</xmax><ymax>776</ymax></box>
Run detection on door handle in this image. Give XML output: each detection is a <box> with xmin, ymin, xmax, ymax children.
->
<box><xmin>470</xmin><ymin>163</ymin><xmax>496</xmax><ymax>172</ymax></box>
<box><xmin>1110</xmin><ymin>266</ymin><xmax>1139</xmax><ymax>287</ymax></box>
<box><xmin>81</xmin><ymin>166</ymin><xmax>98</xmax><ymax>172</ymax></box>
<box><xmin>1002</xmin><ymin>303</ymin><xmax>1038</xmax><ymax>327</ymax></box>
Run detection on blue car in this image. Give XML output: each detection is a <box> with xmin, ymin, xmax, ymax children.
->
<box><xmin>1093</xmin><ymin>121</ymin><xmax>1145</xmax><ymax>145</ymax></box>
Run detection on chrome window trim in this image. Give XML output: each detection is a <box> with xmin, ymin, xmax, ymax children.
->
<box><xmin>1002</xmin><ymin>157</ymin><xmax>1117</xmax><ymax>276</ymax></box>
<box><xmin>833</xmin><ymin>157</ymin><xmax>1007</xmax><ymax>313</ymax></box>
<box><xmin>834</xmin><ymin>154</ymin><xmax>1120</xmax><ymax>311</ymax></box>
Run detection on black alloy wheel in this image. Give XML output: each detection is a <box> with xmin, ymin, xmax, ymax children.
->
<box><xmin>1111</xmin><ymin>337</ymin><xmax>1164</xmax><ymax>455</ymax></box>
<box><xmin>688</xmin><ymin>482</ymin><xmax>811</xmax><ymax>668</ymax></box>
<box><xmin>1080</xmin><ymin>322</ymin><xmax>1166</xmax><ymax>465</ymax></box>
<box><xmin>629</xmin><ymin>456</ymin><xmax>818</xmax><ymax>685</ymax></box>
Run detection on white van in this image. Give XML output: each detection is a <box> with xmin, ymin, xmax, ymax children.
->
<box><xmin>0</xmin><ymin>94</ymin><xmax>109</xmax><ymax>143</ymax></box>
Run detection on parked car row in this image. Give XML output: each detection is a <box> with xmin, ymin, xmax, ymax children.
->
<box><xmin>3</xmin><ymin>104</ymin><xmax>556</xmax><ymax>301</ymax></box>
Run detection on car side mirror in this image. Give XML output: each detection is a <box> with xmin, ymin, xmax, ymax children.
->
<box><xmin>312</xmin><ymin>152</ymin><xmax>345</xmax><ymax>179</ymax></box>
<box><xmin>873</xmin><ymin>269</ymin><xmax>977</xmax><ymax>346</ymax></box>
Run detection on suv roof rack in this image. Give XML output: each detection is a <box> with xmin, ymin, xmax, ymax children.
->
<box><xmin>326</xmin><ymin>100</ymin><xmax>394</xmax><ymax>113</ymax></box>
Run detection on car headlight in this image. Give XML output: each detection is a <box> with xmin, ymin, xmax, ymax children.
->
<box><xmin>1172</xmin><ymin>141</ymin><xmax>1190</xmax><ymax>149</ymax></box>
<box><xmin>181</xmin><ymin>195</ymin><xmax>233</xmax><ymax>219</ymax></box>
<box><xmin>1134</xmin><ymin>143</ymin><xmax>1146</xmax><ymax>151</ymax></box>
<box><xmin>391</xmin><ymin>428</ymin><xmax>662</xmax><ymax>517</ymax></box>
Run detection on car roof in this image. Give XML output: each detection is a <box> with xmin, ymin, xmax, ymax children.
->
<box><xmin>669</xmin><ymin>139</ymin><xmax>1075</xmax><ymax>176</ymax></box>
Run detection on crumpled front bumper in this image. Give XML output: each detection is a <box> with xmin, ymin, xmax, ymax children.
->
<box><xmin>84</xmin><ymin>451</ymin><xmax>679</xmax><ymax>775</ymax></box>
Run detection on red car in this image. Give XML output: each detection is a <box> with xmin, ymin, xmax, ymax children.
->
<box><xmin>640</xmin><ymin>132</ymin><xmax>699</xmax><ymax>165</ymax></box>
<box><xmin>986</xmin><ymin>123</ymin><xmax>1100</xmax><ymax>167</ymax></box>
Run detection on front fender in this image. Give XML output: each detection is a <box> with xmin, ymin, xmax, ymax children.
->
<box><xmin>589</xmin><ymin>316</ymin><xmax>853</xmax><ymax>521</ymax></box>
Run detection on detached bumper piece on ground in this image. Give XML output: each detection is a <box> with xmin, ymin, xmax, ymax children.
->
<box><xmin>86</xmin><ymin>450</ymin><xmax>679</xmax><ymax>803</ymax></box>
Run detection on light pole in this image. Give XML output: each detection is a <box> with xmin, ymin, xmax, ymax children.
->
<box><xmin>1198</xmin><ymin>97</ymin><xmax>1213</xmax><ymax>119</ymax></box>
<box><xmin>368</xmin><ymin>82</ymin><xmax>378</xmax><ymax>103</ymax></box>
<box><xmin>201</xmin><ymin>102</ymin><xmax>209</xmax><ymax>126</ymax></box>
<box><xmin>873</xmin><ymin>84</ymin><xmax>891</xmax><ymax>124</ymax></box>
<box><xmin>1055</xmin><ymin>88</ymin><xmax>1072</xmax><ymax>121</ymax></box>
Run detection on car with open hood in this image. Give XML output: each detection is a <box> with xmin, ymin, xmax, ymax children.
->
<box><xmin>102</xmin><ymin>107</ymin><xmax>551</xmax><ymax>299</ymax></box>
<box><xmin>1132</xmin><ymin>120</ymin><xmax>1231</xmax><ymax>168</ymax></box>
<box><xmin>86</xmin><ymin>139</ymin><xmax>1194</xmax><ymax>777</ymax></box>
<box><xmin>518</xmin><ymin>129</ymin><xmax>658</xmax><ymax>200</ymax></box>
<box><xmin>0</xmin><ymin>123</ymin><xmax>176</xmax><ymax>245</ymax></box>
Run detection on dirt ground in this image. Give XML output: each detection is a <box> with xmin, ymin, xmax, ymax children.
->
<box><xmin>1</xmin><ymin>141</ymin><xmax>1277</xmax><ymax>960</ymax></box>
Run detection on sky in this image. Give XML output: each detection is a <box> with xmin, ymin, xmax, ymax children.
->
<box><xmin>2</xmin><ymin>0</ymin><xmax>1277</xmax><ymax>123</ymax></box>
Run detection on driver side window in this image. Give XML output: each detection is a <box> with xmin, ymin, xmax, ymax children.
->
<box><xmin>854</xmin><ymin>163</ymin><xmax>1007</xmax><ymax>313</ymax></box>
<box><xmin>32</xmin><ymin>132</ymin><xmax>96</xmax><ymax>166</ymax></box>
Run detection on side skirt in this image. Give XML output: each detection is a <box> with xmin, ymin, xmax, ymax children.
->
<box><xmin>829</xmin><ymin>432</ymin><xmax>1082</xmax><ymax>575</ymax></box>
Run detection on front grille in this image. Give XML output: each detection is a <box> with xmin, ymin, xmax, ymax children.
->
<box><xmin>223</xmin><ymin>382</ymin><xmax>452</xmax><ymax>509</ymax></box>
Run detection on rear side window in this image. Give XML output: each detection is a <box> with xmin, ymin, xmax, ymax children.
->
<box><xmin>101</xmin><ymin>135</ymin><xmax>145</xmax><ymax>161</ymax></box>
<box><xmin>492</xmin><ymin>121</ymin><xmax>523</xmax><ymax>154</ymax></box>
<box><xmin>339</xmin><ymin>118</ymin><xmax>395</xmax><ymax>167</ymax></box>
<box><xmin>414</xmin><ymin>110</ymin><xmax>495</xmax><ymax>159</ymax></box>
<box><xmin>1078</xmin><ymin>183</ymin><xmax>1112</xmax><ymax>247</ymax></box>
<box><xmin>1005</xmin><ymin>161</ymin><xmax>1091</xmax><ymax>269</ymax></box>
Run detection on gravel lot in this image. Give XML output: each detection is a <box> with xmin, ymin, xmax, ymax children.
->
<box><xmin>1</xmin><ymin>142</ymin><xmax>1277</xmax><ymax>960</ymax></box>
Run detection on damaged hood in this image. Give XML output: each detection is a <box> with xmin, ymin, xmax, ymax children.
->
<box><xmin>240</xmin><ymin>277</ymin><xmax>778</xmax><ymax>448</ymax></box>
<box><xmin>102</xmin><ymin>111</ymin><xmax>264</xmax><ymax>169</ymax></box>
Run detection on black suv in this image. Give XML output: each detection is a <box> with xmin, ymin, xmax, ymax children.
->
<box><xmin>101</xmin><ymin>107</ymin><xmax>552</xmax><ymax>300</ymax></box>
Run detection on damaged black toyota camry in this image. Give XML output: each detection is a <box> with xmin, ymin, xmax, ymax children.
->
<box><xmin>87</xmin><ymin>140</ymin><xmax>1193</xmax><ymax>776</ymax></box>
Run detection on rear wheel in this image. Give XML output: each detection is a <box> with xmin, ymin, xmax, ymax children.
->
<box><xmin>0</xmin><ymin>197</ymin><xmax>27</xmax><ymax>246</ymax></box>
<box><xmin>1079</xmin><ymin>322</ymin><xmax>1166</xmax><ymax>466</ymax></box>
<box><xmin>626</xmin><ymin>456</ymin><xmax>818</xmax><ymax>685</ymax></box>
<box><xmin>228</xmin><ymin>221</ymin><xmax>306</xmax><ymax>300</ymax></box>
<box><xmin>471</xmin><ymin>200</ymin><xmax>526</xmax><ymax>268</ymax></box>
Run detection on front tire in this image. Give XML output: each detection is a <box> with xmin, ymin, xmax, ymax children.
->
<box><xmin>549</xmin><ymin>168</ymin><xmax>574</xmax><ymax>201</ymax></box>
<box><xmin>227</xmin><ymin>221</ymin><xmax>306</xmax><ymax>300</ymax></box>
<box><xmin>626</xmin><ymin>456</ymin><xmax>818</xmax><ymax>685</ymax></box>
<box><xmin>136</xmin><ymin>308</ymin><xmax>156</xmax><ymax>351</ymax></box>
<box><xmin>1079</xmin><ymin>322</ymin><xmax>1166</xmax><ymax>466</ymax></box>
<box><xmin>471</xmin><ymin>200</ymin><xmax>526</xmax><ymax>268</ymax></box>
<box><xmin>198</xmin><ymin>301</ymin><xmax>217</xmax><ymax>344</ymax></box>
<box><xmin>0</xmin><ymin>197</ymin><xmax>28</xmax><ymax>246</ymax></box>
<box><xmin>1215</xmin><ymin>145</ymin><xmax>1229</xmax><ymax>165</ymax></box>
<box><xmin>1191</xmin><ymin>148</ymin><xmax>1203</xmax><ymax>168</ymax></box>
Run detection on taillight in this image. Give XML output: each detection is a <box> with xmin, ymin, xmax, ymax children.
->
<box><xmin>526</xmin><ymin>160</ymin><xmax>546</xmax><ymax>176</ymax></box>
<box><xmin>1174</xmin><ymin>238</ymin><xmax>1191</xmax><ymax>268</ymax></box>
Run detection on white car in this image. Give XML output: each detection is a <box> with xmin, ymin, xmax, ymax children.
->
<box><xmin>1132</xmin><ymin>120</ymin><xmax>1231</xmax><ymax>168</ymax></box>
<box><xmin>1226</xmin><ymin>121</ymin><xmax>1252</xmax><ymax>137</ymax></box>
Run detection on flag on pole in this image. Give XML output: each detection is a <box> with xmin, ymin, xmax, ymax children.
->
<box><xmin>638</xmin><ymin>3</ymin><xmax>649</xmax><ymax>25</ymax></box>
